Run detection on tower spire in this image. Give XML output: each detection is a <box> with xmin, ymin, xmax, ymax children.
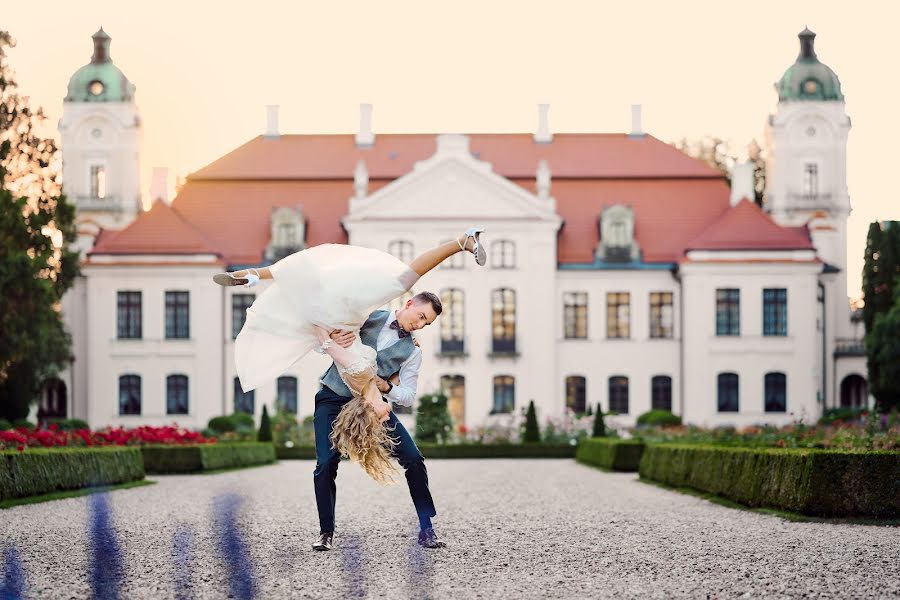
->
<box><xmin>91</xmin><ymin>27</ymin><xmax>111</xmax><ymax>64</ymax></box>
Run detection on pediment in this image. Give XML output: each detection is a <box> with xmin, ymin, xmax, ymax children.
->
<box><xmin>346</xmin><ymin>135</ymin><xmax>558</xmax><ymax>223</ymax></box>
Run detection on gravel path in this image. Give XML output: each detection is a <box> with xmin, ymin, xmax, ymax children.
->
<box><xmin>1</xmin><ymin>459</ymin><xmax>898</xmax><ymax>599</ymax></box>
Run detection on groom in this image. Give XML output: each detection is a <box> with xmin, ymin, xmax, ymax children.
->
<box><xmin>311</xmin><ymin>291</ymin><xmax>447</xmax><ymax>551</ymax></box>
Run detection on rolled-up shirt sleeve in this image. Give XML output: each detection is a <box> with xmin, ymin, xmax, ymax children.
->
<box><xmin>385</xmin><ymin>347</ymin><xmax>422</xmax><ymax>408</ymax></box>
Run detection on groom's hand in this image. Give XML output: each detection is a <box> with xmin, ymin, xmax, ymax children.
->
<box><xmin>373</xmin><ymin>376</ymin><xmax>391</xmax><ymax>393</ymax></box>
<box><xmin>329</xmin><ymin>329</ymin><xmax>356</xmax><ymax>348</ymax></box>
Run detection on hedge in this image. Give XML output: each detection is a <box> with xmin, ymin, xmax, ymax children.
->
<box><xmin>0</xmin><ymin>447</ymin><xmax>145</xmax><ymax>501</ymax></box>
<box><xmin>639</xmin><ymin>444</ymin><xmax>900</xmax><ymax>518</ymax></box>
<box><xmin>576</xmin><ymin>438</ymin><xmax>645</xmax><ymax>471</ymax></box>
<box><xmin>141</xmin><ymin>443</ymin><xmax>276</xmax><ymax>474</ymax></box>
<box><xmin>276</xmin><ymin>443</ymin><xmax>576</xmax><ymax>460</ymax></box>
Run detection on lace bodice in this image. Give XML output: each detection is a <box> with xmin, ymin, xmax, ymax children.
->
<box><xmin>336</xmin><ymin>339</ymin><xmax>378</xmax><ymax>397</ymax></box>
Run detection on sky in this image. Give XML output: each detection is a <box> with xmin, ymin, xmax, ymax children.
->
<box><xmin>7</xmin><ymin>0</ymin><xmax>899</xmax><ymax>298</ymax></box>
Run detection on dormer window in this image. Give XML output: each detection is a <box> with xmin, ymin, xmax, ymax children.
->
<box><xmin>265</xmin><ymin>207</ymin><xmax>306</xmax><ymax>261</ymax></box>
<box><xmin>597</xmin><ymin>204</ymin><xmax>640</xmax><ymax>263</ymax></box>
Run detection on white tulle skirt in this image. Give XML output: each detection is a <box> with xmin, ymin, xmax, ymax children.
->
<box><xmin>234</xmin><ymin>244</ymin><xmax>419</xmax><ymax>392</ymax></box>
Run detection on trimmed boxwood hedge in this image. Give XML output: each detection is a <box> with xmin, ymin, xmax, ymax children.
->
<box><xmin>276</xmin><ymin>443</ymin><xmax>576</xmax><ymax>460</ymax></box>
<box><xmin>639</xmin><ymin>444</ymin><xmax>900</xmax><ymax>518</ymax></box>
<box><xmin>576</xmin><ymin>438</ymin><xmax>645</xmax><ymax>471</ymax></box>
<box><xmin>141</xmin><ymin>443</ymin><xmax>276</xmax><ymax>474</ymax></box>
<box><xmin>0</xmin><ymin>447</ymin><xmax>145</xmax><ymax>501</ymax></box>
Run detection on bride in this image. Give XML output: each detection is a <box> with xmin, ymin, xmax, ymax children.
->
<box><xmin>214</xmin><ymin>228</ymin><xmax>486</xmax><ymax>482</ymax></box>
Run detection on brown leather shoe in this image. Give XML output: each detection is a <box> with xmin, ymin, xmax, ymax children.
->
<box><xmin>417</xmin><ymin>528</ymin><xmax>447</xmax><ymax>549</ymax></box>
<box><xmin>312</xmin><ymin>532</ymin><xmax>333</xmax><ymax>551</ymax></box>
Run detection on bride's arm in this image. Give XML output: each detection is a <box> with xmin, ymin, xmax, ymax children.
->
<box><xmin>313</xmin><ymin>325</ymin><xmax>357</xmax><ymax>369</ymax></box>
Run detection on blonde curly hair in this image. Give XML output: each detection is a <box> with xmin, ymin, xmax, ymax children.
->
<box><xmin>330</xmin><ymin>392</ymin><xmax>402</xmax><ymax>485</ymax></box>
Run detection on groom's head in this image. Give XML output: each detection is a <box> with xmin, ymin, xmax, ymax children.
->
<box><xmin>395</xmin><ymin>292</ymin><xmax>442</xmax><ymax>332</ymax></box>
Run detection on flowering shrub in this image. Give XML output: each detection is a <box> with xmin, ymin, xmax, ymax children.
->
<box><xmin>457</xmin><ymin>412</ymin><xmax>524</xmax><ymax>444</ymax></box>
<box><xmin>0</xmin><ymin>424</ymin><xmax>216</xmax><ymax>451</ymax></box>
<box><xmin>542</xmin><ymin>411</ymin><xmax>595</xmax><ymax>445</ymax></box>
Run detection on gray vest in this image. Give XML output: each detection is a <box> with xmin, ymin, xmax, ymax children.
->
<box><xmin>320</xmin><ymin>310</ymin><xmax>417</xmax><ymax>398</ymax></box>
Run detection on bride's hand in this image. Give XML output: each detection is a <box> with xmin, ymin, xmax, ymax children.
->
<box><xmin>312</xmin><ymin>325</ymin><xmax>330</xmax><ymax>344</ymax></box>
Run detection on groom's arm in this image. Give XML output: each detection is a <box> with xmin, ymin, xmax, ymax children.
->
<box><xmin>381</xmin><ymin>348</ymin><xmax>422</xmax><ymax>408</ymax></box>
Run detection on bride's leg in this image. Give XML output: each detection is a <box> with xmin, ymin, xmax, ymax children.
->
<box><xmin>408</xmin><ymin>235</ymin><xmax>474</xmax><ymax>277</ymax></box>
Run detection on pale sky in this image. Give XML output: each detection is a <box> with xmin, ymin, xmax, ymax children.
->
<box><xmin>7</xmin><ymin>0</ymin><xmax>899</xmax><ymax>298</ymax></box>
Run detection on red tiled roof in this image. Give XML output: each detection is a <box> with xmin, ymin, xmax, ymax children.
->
<box><xmin>90</xmin><ymin>199</ymin><xmax>219</xmax><ymax>255</ymax></box>
<box><xmin>685</xmin><ymin>198</ymin><xmax>815</xmax><ymax>252</ymax></box>
<box><xmin>190</xmin><ymin>133</ymin><xmax>723</xmax><ymax>180</ymax></box>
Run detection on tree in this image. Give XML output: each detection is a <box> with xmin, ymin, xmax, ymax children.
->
<box><xmin>522</xmin><ymin>400</ymin><xmax>540</xmax><ymax>443</ymax></box>
<box><xmin>414</xmin><ymin>392</ymin><xmax>453</xmax><ymax>444</ymax></box>
<box><xmin>591</xmin><ymin>403</ymin><xmax>606</xmax><ymax>438</ymax></box>
<box><xmin>862</xmin><ymin>221</ymin><xmax>885</xmax><ymax>334</ymax></box>
<box><xmin>0</xmin><ymin>31</ymin><xmax>79</xmax><ymax>421</ymax></box>
<box><xmin>673</xmin><ymin>137</ymin><xmax>766</xmax><ymax>206</ymax></box>
<box><xmin>866</xmin><ymin>281</ymin><xmax>900</xmax><ymax>412</ymax></box>
<box><xmin>257</xmin><ymin>405</ymin><xmax>273</xmax><ymax>442</ymax></box>
<box><xmin>863</xmin><ymin>221</ymin><xmax>900</xmax><ymax>412</ymax></box>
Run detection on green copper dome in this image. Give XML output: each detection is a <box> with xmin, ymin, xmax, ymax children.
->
<box><xmin>776</xmin><ymin>28</ymin><xmax>843</xmax><ymax>102</ymax></box>
<box><xmin>65</xmin><ymin>28</ymin><xmax>135</xmax><ymax>103</ymax></box>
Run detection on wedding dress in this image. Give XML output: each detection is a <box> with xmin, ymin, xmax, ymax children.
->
<box><xmin>234</xmin><ymin>244</ymin><xmax>419</xmax><ymax>392</ymax></box>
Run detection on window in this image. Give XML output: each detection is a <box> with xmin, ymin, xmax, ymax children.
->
<box><xmin>278</xmin><ymin>223</ymin><xmax>297</xmax><ymax>247</ymax></box>
<box><xmin>441</xmin><ymin>375</ymin><xmax>465</xmax><ymax>424</ymax></box>
<box><xmin>651</xmin><ymin>375</ymin><xmax>672</xmax><ymax>411</ymax></box>
<box><xmin>802</xmin><ymin>163</ymin><xmax>818</xmax><ymax>199</ymax></box>
<box><xmin>764</xmin><ymin>372</ymin><xmax>786</xmax><ymax>413</ymax></box>
<box><xmin>491</xmin><ymin>289</ymin><xmax>516</xmax><ymax>353</ymax></box>
<box><xmin>717</xmin><ymin>373</ymin><xmax>739</xmax><ymax>412</ymax></box>
<box><xmin>491</xmin><ymin>240</ymin><xmax>516</xmax><ymax>269</ymax></box>
<box><xmin>715</xmin><ymin>289</ymin><xmax>740</xmax><ymax>336</ymax></box>
<box><xmin>165</xmin><ymin>291</ymin><xmax>190</xmax><ymax>339</ymax></box>
<box><xmin>608</xmin><ymin>376</ymin><xmax>629</xmax><ymax>414</ymax></box>
<box><xmin>492</xmin><ymin>375</ymin><xmax>515</xmax><ymax>414</ymax></box>
<box><xmin>388</xmin><ymin>240</ymin><xmax>414</xmax><ymax>264</ymax></box>
<box><xmin>440</xmin><ymin>289</ymin><xmax>465</xmax><ymax>353</ymax></box>
<box><xmin>763</xmin><ymin>288</ymin><xmax>787</xmax><ymax>336</ymax></box>
<box><xmin>166</xmin><ymin>374</ymin><xmax>189</xmax><ymax>415</ymax></box>
<box><xmin>566</xmin><ymin>376</ymin><xmax>587</xmax><ymax>414</ymax></box>
<box><xmin>607</xmin><ymin>292</ymin><xmax>630</xmax><ymax>339</ymax></box>
<box><xmin>277</xmin><ymin>376</ymin><xmax>298</xmax><ymax>414</ymax></box>
<box><xmin>117</xmin><ymin>291</ymin><xmax>142</xmax><ymax>339</ymax></box>
<box><xmin>564</xmin><ymin>292</ymin><xmax>588</xmax><ymax>339</ymax></box>
<box><xmin>234</xmin><ymin>377</ymin><xmax>255</xmax><ymax>415</ymax></box>
<box><xmin>598</xmin><ymin>205</ymin><xmax>641</xmax><ymax>262</ymax></box>
<box><xmin>118</xmin><ymin>374</ymin><xmax>141</xmax><ymax>415</ymax></box>
<box><xmin>232</xmin><ymin>294</ymin><xmax>255</xmax><ymax>339</ymax></box>
<box><xmin>650</xmin><ymin>292</ymin><xmax>674</xmax><ymax>339</ymax></box>
<box><xmin>90</xmin><ymin>165</ymin><xmax>106</xmax><ymax>199</ymax></box>
<box><xmin>438</xmin><ymin>240</ymin><xmax>465</xmax><ymax>269</ymax></box>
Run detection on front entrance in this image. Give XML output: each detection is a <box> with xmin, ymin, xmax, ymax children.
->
<box><xmin>839</xmin><ymin>374</ymin><xmax>867</xmax><ymax>408</ymax></box>
<box><xmin>38</xmin><ymin>377</ymin><xmax>68</xmax><ymax>419</ymax></box>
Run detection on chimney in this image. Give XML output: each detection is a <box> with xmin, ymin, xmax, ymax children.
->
<box><xmin>534</xmin><ymin>104</ymin><xmax>552</xmax><ymax>143</ymax></box>
<box><xmin>264</xmin><ymin>105</ymin><xmax>279</xmax><ymax>138</ymax></box>
<box><xmin>730</xmin><ymin>161</ymin><xmax>755</xmax><ymax>206</ymax></box>
<box><xmin>536</xmin><ymin>160</ymin><xmax>551</xmax><ymax>199</ymax></box>
<box><xmin>354</xmin><ymin>160</ymin><xmax>368</xmax><ymax>199</ymax></box>
<box><xmin>356</xmin><ymin>103</ymin><xmax>374</xmax><ymax>147</ymax></box>
<box><xmin>629</xmin><ymin>104</ymin><xmax>644</xmax><ymax>137</ymax></box>
<box><xmin>150</xmin><ymin>167</ymin><xmax>169</xmax><ymax>204</ymax></box>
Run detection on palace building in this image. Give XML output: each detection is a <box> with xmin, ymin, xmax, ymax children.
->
<box><xmin>47</xmin><ymin>27</ymin><xmax>868</xmax><ymax>430</ymax></box>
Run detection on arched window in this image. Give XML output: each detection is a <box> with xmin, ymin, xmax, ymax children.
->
<box><xmin>491</xmin><ymin>240</ymin><xmax>516</xmax><ymax>269</ymax></box>
<box><xmin>440</xmin><ymin>288</ymin><xmax>465</xmax><ymax>353</ymax></box>
<box><xmin>277</xmin><ymin>376</ymin><xmax>298</xmax><ymax>414</ymax></box>
<box><xmin>608</xmin><ymin>376</ymin><xmax>629</xmax><ymax>414</ymax></box>
<box><xmin>388</xmin><ymin>240</ymin><xmax>414</xmax><ymax>264</ymax></box>
<box><xmin>38</xmin><ymin>377</ymin><xmax>68</xmax><ymax>420</ymax></box>
<box><xmin>118</xmin><ymin>374</ymin><xmax>141</xmax><ymax>415</ymax></box>
<box><xmin>492</xmin><ymin>375</ymin><xmax>515</xmax><ymax>414</ymax></box>
<box><xmin>839</xmin><ymin>375</ymin><xmax>867</xmax><ymax>408</ymax></box>
<box><xmin>566</xmin><ymin>376</ymin><xmax>587</xmax><ymax>414</ymax></box>
<box><xmin>651</xmin><ymin>375</ymin><xmax>672</xmax><ymax>411</ymax></box>
<box><xmin>491</xmin><ymin>289</ymin><xmax>516</xmax><ymax>353</ymax></box>
<box><xmin>717</xmin><ymin>373</ymin><xmax>739</xmax><ymax>412</ymax></box>
<box><xmin>166</xmin><ymin>374</ymin><xmax>189</xmax><ymax>415</ymax></box>
<box><xmin>764</xmin><ymin>372</ymin><xmax>786</xmax><ymax>413</ymax></box>
<box><xmin>234</xmin><ymin>377</ymin><xmax>255</xmax><ymax>415</ymax></box>
<box><xmin>441</xmin><ymin>375</ymin><xmax>466</xmax><ymax>425</ymax></box>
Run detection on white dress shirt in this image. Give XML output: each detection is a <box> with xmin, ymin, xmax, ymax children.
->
<box><xmin>374</xmin><ymin>310</ymin><xmax>422</xmax><ymax>408</ymax></box>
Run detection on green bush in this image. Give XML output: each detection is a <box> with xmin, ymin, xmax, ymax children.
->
<box><xmin>276</xmin><ymin>443</ymin><xmax>576</xmax><ymax>460</ymax></box>
<box><xmin>231</xmin><ymin>412</ymin><xmax>255</xmax><ymax>431</ymax></box>
<box><xmin>141</xmin><ymin>443</ymin><xmax>276</xmax><ymax>474</ymax></box>
<box><xmin>414</xmin><ymin>393</ymin><xmax>453</xmax><ymax>444</ymax></box>
<box><xmin>207</xmin><ymin>415</ymin><xmax>236</xmax><ymax>433</ymax></box>
<box><xmin>44</xmin><ymin>418</ymin><xmax>90</xmax><ymax>431</ymax></box>
<box><xmin>636</xmin><ymin>410</ymin><xmax>682</xmax><ymax>427</ymax></box>
<box><xmin>0</xmin><ymin>447</ymin><xmax>145</xmax><ymax>501</ymax></box>
<box><xmin>0</xmin><ymin>420</ymin><xmax>11</xmax><ymax>431</ymax></box>
<box><xmin>208</xmin><ymin>412</ymin><xmax>256</xmax><ymax>435</ymax></box>
<box><xmin>592</xmin><ymin>404</ymin><xmax>606</xmax><ymax>437</ymax></box>
<box><xmin>258</xmin><ymin>406</ymin><xmax>273</xmax><ymax>442</ymax></box>
<box><xmin>12</xmin><ymin>419</ymin><xmax>33</xmax><ymax>429</ymax></box>
<box><xmin>576</xmin><ymin>438</ymin><xmax>645</xmax><ymax>471</ymax></box>
<box><xmin>523</xmin><ymin>400</ymin><xmax>540</xmax><ymax>443</ymax></box>
<box><xmin>819</xmin><ymin>407</ymin><xmax>865</xmax><ymax>425</ymax></box>
<box><xmin>639</xmin><ymin>444</ymin><xmax>900</xmax><ymax>518</ymax></box>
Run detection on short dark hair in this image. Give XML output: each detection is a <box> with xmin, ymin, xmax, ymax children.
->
<box><xmin>412</xmin><ymin>291</ymin><xmax>442</xmax><ymax>316</ymax></box>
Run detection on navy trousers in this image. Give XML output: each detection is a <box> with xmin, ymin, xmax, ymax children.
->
<box><xmin>313</xmin><ymin>385</ymin><xmax>437</xmax><ymax>534</ymax></box>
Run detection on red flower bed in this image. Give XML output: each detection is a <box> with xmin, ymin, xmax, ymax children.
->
<box><xmin>0</xmin><ymin>424</ymin><xmax>217</xmax><ymax>451</ymax></box>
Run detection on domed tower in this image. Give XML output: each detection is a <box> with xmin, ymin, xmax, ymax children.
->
<box><xmin>59</xmin><ymin>28</ymin><xmax>141</xmax><ymax>249</ymax></box>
